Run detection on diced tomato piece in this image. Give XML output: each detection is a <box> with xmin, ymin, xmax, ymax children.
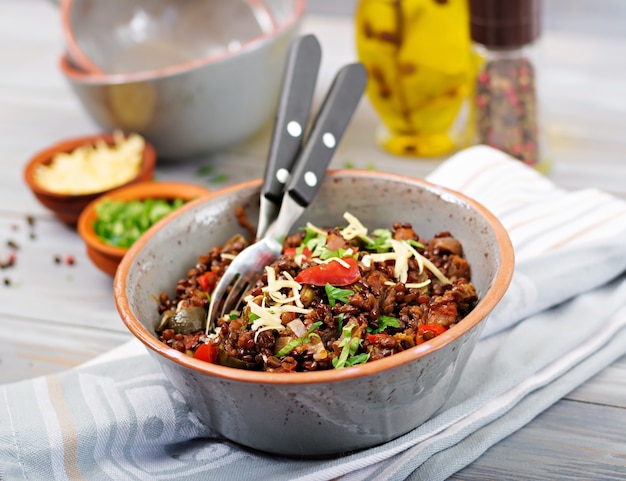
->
<box><xmin>294</xmin><ymin>257</ymin><xmax>361</xmax><ymax>286</ymax></box>
<box><xmin>417</xmin><ymin>323</ymin><xmax>447</xmax><ymax>337</ymax></box>
<box><xmin>194</xmin><ymin>342</ymin><xmax>218</xmax><ymax>363</ymax></box>
<box><xmin>366</xmin><ymin>333</ymin><xmax>385</xmax><ymax>344</ymax></box>
<box><xmin>284</xmin><ymin>247</ymin><xmax>312</xmax><ymax>259</ymax></box>
<box><xmin>367</xmin><ymin>332</ymin><xmax>395</xmax><ymax>345</ymax></box>
<box><xmin>197</xmin><ymin>271</ymin><xmax>217</xmax><ymax>292</ymax></box>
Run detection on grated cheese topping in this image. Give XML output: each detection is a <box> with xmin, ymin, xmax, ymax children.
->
<box><xmin>385</xmin><ymin>280</ymin><xmax>432</xmax><ymax>289</ymax></box>
<box><xmin>306</xmin><ymin>222</ymin><xmax>327</xmax><ymax>236</ymax></box>
<box><xmin>293</xmin><ymin>253</ymin><xmax>307</xmax><ymax>268</ymax></box>
<box><xmin>340</xmin><ymin>212</ymin><xmax>373</xmax><ymax>243</ymax></box>
<box><xmin>311</xmin><ymin>256</ymin><xmax>351</xmax><ymax>268</ymax></box>
<box><xmin>34</xmin><ymin>131</ymin><xmax>144</xmax><ymax>195</ymax></box>
<box><xmin>247</xmin><ymin>267</ymin><xmax>312</xmax><ymax>340</ymax></box>
<box><xmin>362</xmin><ymin>238</ymin><xmax>451</xmax><ymax>285</ymax></box>
<box><xmin>263</xmin><ymin>267</ymin><xmax>305</xmax><ymax>307</ymax></box>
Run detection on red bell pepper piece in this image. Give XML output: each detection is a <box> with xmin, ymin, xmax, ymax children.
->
<box><xmin>294</xmin><ymin>257</ymin><xmax>361</xmax><ymax>286</ymax></box>
<box><xmin>194</xmin><ymin>342</ymin><xmax>218</xmax><ymax>363</ymax></box>
<box><xmin>197</xmin><ymin>271</ymin><xmax>217</xmax><ymax>292</ymax></box>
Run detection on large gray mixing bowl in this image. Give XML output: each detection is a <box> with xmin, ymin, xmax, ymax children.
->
<box><xmin>59</xmin><ymin>0</ymin><xmax>305</xmax><ymax>159</ymax></box>
<box><xmin>61</xmin><ymin>0</ymin><xmax>281</xmax><ymax>74</ymax></box>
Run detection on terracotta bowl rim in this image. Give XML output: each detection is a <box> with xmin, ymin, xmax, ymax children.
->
<box><xmin>59</xmin><ymin>0</ymin><xmax>306</xmax><ymax>82</ymax></box>
<box><xmin>114</xmin><ymin>170</ymin><xmax>515</xmax><ymax>386</ymax></box>
<box><xmin>23</xmin><ymin>132</ymin><xmax>157</xmax><ymax>202</ymax></box>
<box><xmin>78</xmin><ymin>180</ymin><xmax>212</xmax><ymax>258</ymax></box>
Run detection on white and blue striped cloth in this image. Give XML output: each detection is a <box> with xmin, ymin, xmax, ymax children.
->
<box><xmin>3</xmin><ymin>146</ymin><xmax>626</xmax><ymax>480</ymax></box>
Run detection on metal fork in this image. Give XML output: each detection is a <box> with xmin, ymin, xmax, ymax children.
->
<box><xmin>205</xmin><ymin>61</ymin><xmax>367</xmax><ymax>332</ymax></box>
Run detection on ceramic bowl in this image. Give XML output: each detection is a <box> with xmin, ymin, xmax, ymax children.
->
<box><xmin>58</xmin><ymin>0</ymin><xmax>305</xmax><ymax>159</ymax></box>
<box><xmin>23</xmin><ymin>133</ymin><xmax>157</xmax><ymax>225</ymax></box>
<box><xmin>77</xmin><ymin>181</ymin><xmax>211</xmax><ymax>276</ymax></box>
<box><xmin>114</xmin><ymin>170</ymin><xmax>514</xmax><ymax>456</ymax></box>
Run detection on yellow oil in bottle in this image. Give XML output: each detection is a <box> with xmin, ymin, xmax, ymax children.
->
<box><xmin>355</xmin><ymin>0</ymin><xmax>474</xmax><ymax>157</ymax></box>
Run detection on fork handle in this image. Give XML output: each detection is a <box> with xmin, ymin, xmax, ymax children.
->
<box><xmin>261</xmin><ymin>34</ymin><xmax>321</xmax><ymax>205</ymax></box>
<box><xmin>286</xmin><ymin>62</ymin><xmax>367</xmax><ymax>207</ymax></box>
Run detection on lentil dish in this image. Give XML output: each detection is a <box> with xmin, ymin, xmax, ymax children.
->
<box><xmin>156</xmin><ymin>212</ymin><xmax>478</xmax><ymax>372</ymax></box>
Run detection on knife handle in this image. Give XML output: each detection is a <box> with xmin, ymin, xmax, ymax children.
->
<box><xmin>286</xmin><ymin>62</ymin><xmax>367</xmax><ymax>207</ymax></box>
<box><xmin>261</xmin><ymin>34</ymin><xmax>321</xmax><ymax>204</ymax></box>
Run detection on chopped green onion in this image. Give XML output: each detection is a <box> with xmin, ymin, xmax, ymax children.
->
<box><xmin>332</xmin><ymin>323</ymin><xmax>369</xmax><ymax>369</ymax></box>
<box><xmin>407</xmin><ymin>239</ymin><xmax>425</xmax><ymax>250</ymax></box>
<box><xmin>93</xmin><ymin>198</ymin><xmax>186</xmax><ymax>248</ymax></box>
<box><xmin>344</xmin><ymin>352</ymin><xmax>370</xmax><ymax>367</ymax></box>
<box><xmin>337</xmin><ymin>313</ymin><xmax>345</xmax><ymax>333</ymax></box>
<box><xmin>364</xmin><ymin>228</ymin><xmax>393</xmax><ymax>252</ymax></box>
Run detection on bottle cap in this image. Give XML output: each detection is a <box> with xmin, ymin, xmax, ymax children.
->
<box><xmin>470</xmin><ymin>0</ymin><xmax>541</xmax><ymax>48</ymax></box>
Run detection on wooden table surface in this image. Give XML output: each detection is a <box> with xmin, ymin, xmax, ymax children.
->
<box><xmin>1</xmin><ymin>0</ymin><xmax>625</xmax><ymax>479</ymax></box>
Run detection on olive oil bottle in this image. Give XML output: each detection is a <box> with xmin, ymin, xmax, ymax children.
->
<box><xmin>355</xmin><ymin>0</ymin><xmax>474</xmax><ymax>157</ymax></box>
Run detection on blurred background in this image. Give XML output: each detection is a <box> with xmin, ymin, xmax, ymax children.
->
<box><xmin>2</xmin><ymin>0</ymin><xmax>626</xmax><ymax>214</ymax></box>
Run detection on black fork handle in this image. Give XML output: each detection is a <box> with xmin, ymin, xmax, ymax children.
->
<box><xmin>261</xmin><ymin>34</ymin><xmax>322</xmax><ymax>206</ymax></box>
<box><xmin>285</xmin><ymin>62</ymin><xmax>368</xmax><ymax>207</ymax></box>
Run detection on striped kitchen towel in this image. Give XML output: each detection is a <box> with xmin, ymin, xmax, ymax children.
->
<box><xmin>2</xmin><ymin>145</ymin><xmax>626</xmax><ymax>481</ymax></box>
<box><xmin>428</xmin><ymin>145</ymin><xmax>626</xmax><ymax>338</ymax></box>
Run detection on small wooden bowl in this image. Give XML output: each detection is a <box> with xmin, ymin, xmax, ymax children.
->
<box><xmin>77</xmin><ymin>181</ymin><xmax>211</xmax><ymax>276</ymax></box>
<box><xmin>23</xmin><ymin>132</ymin><xmax>157</xmax><ymax>225</ymax></box>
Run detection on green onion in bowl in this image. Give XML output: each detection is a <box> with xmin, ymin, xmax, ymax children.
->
<box><xmin>93</xmin><ymin>198</ymin><xmax>185</xmax><ymax>248</ymax></box>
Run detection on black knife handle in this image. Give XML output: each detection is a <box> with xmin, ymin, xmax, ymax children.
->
<box><xmin>261</xmin><ymin>34</ymin><xmax>321</xmax><ymax>204</ymax></box>
<box><xmin>286</xmin><ymin>62</ymin><xmax>367</xmax><ymax>207</ymax></box>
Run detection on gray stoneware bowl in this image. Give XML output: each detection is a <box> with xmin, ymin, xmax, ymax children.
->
<box><xmin>114</xmin><ymin>170</ymin><xmax>514</xmax><ymax>456</ymax></box>
<box><xmin>59</xmin><ymin>0</ymin><xmax>305</xmax><ymax>159</ymax></box>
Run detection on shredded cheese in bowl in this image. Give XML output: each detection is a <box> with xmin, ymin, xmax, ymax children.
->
<box><xmin>34</xmin><ymin>132</ymin><xmax>145</xmax><ymax>195</ymax></box>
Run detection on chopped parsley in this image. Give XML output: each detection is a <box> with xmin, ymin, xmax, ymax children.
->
<box><xmin>367</xmin><ymin>315</ymin><xmax>400</xmax><ymax>334</ymax></box>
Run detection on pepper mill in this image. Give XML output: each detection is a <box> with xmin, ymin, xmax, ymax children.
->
<box><xmin>469</xmin><ymin>0</ymin><xmax>549</xmax><ymax>172</ymax></box>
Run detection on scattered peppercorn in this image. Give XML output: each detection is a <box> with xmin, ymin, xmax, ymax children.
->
<box><xmin>7</xmin><ymin>239</ymin><xmax>19</xmax><ymax>250</ymax></box>
<box><xmin>65</xmin><ymin>255</ymin><xmax>75</xmax><ymax>265</ymax></box>
<box><xmin>25</xmin><ymin>215</ymin><xmax>37</xmax><ymax>240</ymax></box>
<box><xmin>54</xmin><ymin>255</ymin><xmax>62</xmax><ymax>264</ymax></box>
<box><xmin>0</xmin><ymin>252</ymin><xmax>16</xmax><ymax>269</ymax></box>
<box><xmin>3</xmin><ymin>278</ymin><xmax>10</xmax><ymax>286</ymax></box>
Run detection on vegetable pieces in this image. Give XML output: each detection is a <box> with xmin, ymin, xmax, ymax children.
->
<box><xmin>94</xmin><ymin>197</ymin><xmax>185</xmax><ymax>248</ymax></box>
